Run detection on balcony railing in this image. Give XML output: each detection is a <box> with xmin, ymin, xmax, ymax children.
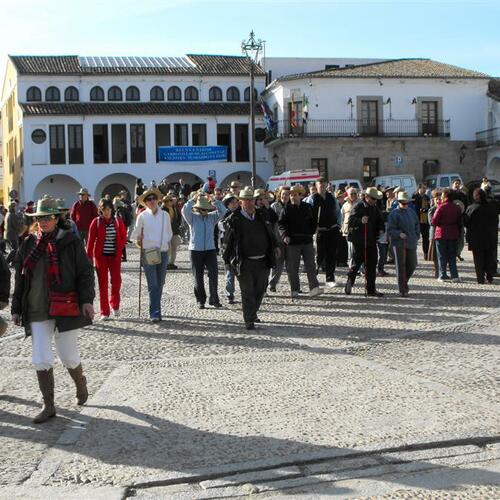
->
<box><xmin>266</xmin><ymin>119</ymin><xmax>450</xmax><ymax>142</ymax></box>
<box><xmin>476</xmin><ymin>127</ymin><xmax>500</xmax><ymax>148</ymax></box>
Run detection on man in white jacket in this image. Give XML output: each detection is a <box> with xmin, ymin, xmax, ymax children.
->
<box><xmin>132</xmin><ymin>189</ymin><xmax>172</xmax><ymax>322</ymax></box>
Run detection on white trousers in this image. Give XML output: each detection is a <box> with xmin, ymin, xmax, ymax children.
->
<box><xmin>31</xmin><ymin>320</ymin><xmax>81</xmax><ymax>371</ymax></box>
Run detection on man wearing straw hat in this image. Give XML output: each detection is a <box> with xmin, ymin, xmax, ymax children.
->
<box><xmin>182</xmin><ymin>193</ymin><xmax>226</xmax><ymax>309</ymax></box>
<box><xmin>223</xmin><ymin>186</ymin><xmax>278</xmax><ymax>330</ymax></box>
<box><xmin>345</xmin><ymin>186</ymin><xmax>385</xmax><ymax>297</ymax></box>
<box><xmin>70</xmin><ymin>188</ymin><xmax>98</xmax><ymax>244</ymax></box>
<box><xmin>387</xmin><ymin>191</ymin><xmax>420</xmax><ymax>297</ymax></box>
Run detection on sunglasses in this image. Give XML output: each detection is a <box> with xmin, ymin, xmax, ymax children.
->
<box><xmin>34</xmin><ymin>215</ymin><xmax>57</xmax><ymax>222</ymax></box>
<box><xmin>145</xmin><ymin>196</ymin><xmax>157</xmax><ymax>202</ymax></box>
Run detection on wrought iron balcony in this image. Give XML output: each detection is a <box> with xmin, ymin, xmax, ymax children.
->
<box><xmin>266</xmin><ymin>119</ymin><xmax>450</xmax><ymax>142</ymax></box>
<box><xmin>476</xmin><ymin>127</ymin><xmax>500</xmax><ymax>148</ymax></box>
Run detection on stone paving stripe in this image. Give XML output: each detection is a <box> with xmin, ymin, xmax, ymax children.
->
<box><xmin>0</xmin><ymin>485</ymin><xmax>127</xmax><ymax>500</ymax></box>
<box><xmin>199</xmin><ymin>465</ymin><xmax>302</xmax><ymax>489</ymax></box>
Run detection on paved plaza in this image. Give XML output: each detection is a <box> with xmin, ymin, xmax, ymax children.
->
<box><xmin>0</xmin><ymin>245</ymin><xmax>499</xmax><ymax>499</ymax></box>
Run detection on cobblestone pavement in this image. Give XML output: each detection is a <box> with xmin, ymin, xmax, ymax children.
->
<box><xmin>0</xmin><ymin>244</ymin><xmax>499</xmax><ymax>498</ymax></box>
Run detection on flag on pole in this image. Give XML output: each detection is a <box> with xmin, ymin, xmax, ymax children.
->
<box><xmin>260</xmin><ymin>99</ymin><xmax>275</xmax><ymax>132</ymax></box>
<box><xmin>290</xmin><ymin>92</ymin><xmax>297</xmax><ymax>129</ymax></box>
<box><xmin>302</xmin><ymin>94</ymin><xmax>309</xmax><ymax>124</ymax></box>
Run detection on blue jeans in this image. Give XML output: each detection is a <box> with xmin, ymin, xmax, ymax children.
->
<box><xmin>143</xmin><ymin>251</ymin><xmax>169</xmax><ymax>319</ymax></box>
<box><xmin>225</xmin><ymin>265</ymin><xmax>235</xmax><ymax>299</ymax></box>
<box><xmin>435</xmin><ymin>239</ymin><xmax>458</xmax><ymax>279</ymax></box>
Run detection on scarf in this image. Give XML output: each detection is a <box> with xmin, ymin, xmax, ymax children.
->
<box><xmin>23</xmin><ymin>229</ymin><xmax>61</xmax><ymax>285</ymax></box>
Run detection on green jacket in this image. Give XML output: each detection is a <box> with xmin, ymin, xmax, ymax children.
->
<box><xmin>11</xmin><ymin>226</ymin><xmax>95</xmax><ymax>336</ymax></box>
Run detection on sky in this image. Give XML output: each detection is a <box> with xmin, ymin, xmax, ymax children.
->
<box><xmin>1</xmin><ymin>0</ymin><xmax>499</xmax><ymax>83</ymax></box>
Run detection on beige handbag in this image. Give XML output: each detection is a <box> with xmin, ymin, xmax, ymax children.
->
<box><xmin>143</xmin><ymin>212</ymin><xmax>164</xmax><ymax>266</ymax></box>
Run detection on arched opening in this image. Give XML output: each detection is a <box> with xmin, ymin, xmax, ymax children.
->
<box><xmin>33</xmin><ymin>175</ymin><xmax>82</xmax><ymax>206</ymax></box>
<box><xmin>220</xmin><ymin>171</ymin><xmax>265</xmax><ymax>189</ymax></box>
<box><xmin>161</xmin><ymin>172</ymin><xmax>204</xmax><ymax>193</ymax></box>
<box><xmin>487</xmin><ymin>156</ymin><xmax>500</xmax><ymax>179</ymax></box>
<box><xmin>95</xmin><ymin>173</ymin><xmax>137</xmax><ymax>202</ymax></box>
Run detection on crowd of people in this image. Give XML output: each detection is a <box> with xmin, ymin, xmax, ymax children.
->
<box><xmin>0</xmin><ymin>174</ymin><xmax>498</xmax><ymax>423</ymax></box>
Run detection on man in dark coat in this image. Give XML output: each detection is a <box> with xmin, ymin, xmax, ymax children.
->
<box><xmin>223</xmin><ymin>186</ymin><xmax>277</xmax><ymax>330</ymax></box>
<box><xmin>70</xmin><ymin>188</ymin><xmax>98</xmax><ymax>244</ymax></box>
<box><xmin>346</xmin><ymin>187</ymin><xmax>385</xmax><ymax>297</ymax></box>
<box><xmin>308</xmin><ymin>178</ymin><xmax>341</xmax><ymax>287</ymax></box>
<box><xmin>0</xmin><ymin>252</ymin><xmax>10</xmax><ymax>336</ymax></box>
<box><xmin>464</xmin><ymin>188</ymin><xmax>499</xmax><ymax>284</ymax></box>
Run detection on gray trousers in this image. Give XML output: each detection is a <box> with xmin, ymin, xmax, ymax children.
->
<box><xmin>269</xmin><ymin>243</ymin><xmax>285</xmax><ymax>289</ymax></box>
<box><xmin>392</xmin><ymin>244</ymin><xmax>417</xmax><ymax>294</ymax></box>
<box><xmin>285</xmin><ymin>243</ymin><xmax>319</xmax><ymax>292</ymax></box>
<box><xmin>237</xmin><ymin>258</ymin><xmax>269</xmax><ymax>324</ymax></box>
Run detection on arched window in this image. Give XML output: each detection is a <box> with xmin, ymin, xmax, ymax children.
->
<box><xmin>167</xmin><ymin>86</ymin><xmax>182</xmax><ymax>101</ymax></box>
<box><xmin>108</xmin><ymin>86</ymin><xmax>123</xmax><ymax>101</ymax></box>
<box><xmin>209</xmin><ymin>86</ymin><xmax>222</xmax><ymax>101</ymax></box>
<box><xmin>90</xmin><ymin>86</ymin><xmax>105</xmax><ymax>101</ymax></box>
<box><xmin>244</xmin><ymin>87</ymin><xmax>258</xmax><ymax>102</ymax></box>
<box><xmin>64</xmin><ymin>86</ymin><xmax>79</xmax><ymax>101</ymax></box>
<box><xmin>45</xmin><ymin>86</ymin><xmax>60</xmax><ymax>101</ymax></box>
<box><xmin>26</xmin><ymin>86</ymin><xmax>41</xmax><ymax>101</ymax></box>
<box><xmin>184</xmin><ymin>86</ymin><xmax>199</xmax><ymax>101</ymax></box>
<box><xmin>126</xmin><ymin>86</ymin><xmax>140</xmax><ymax>101</ymax></box>
<box><xmin>226</xmin><ymin>86</ymin><xmax>240</xmax><ymax>101</ymax></box>
<box><xmin>150</xmin><ymin>86</ymin><xmax>164</xmax><ymax>101</ymax></box>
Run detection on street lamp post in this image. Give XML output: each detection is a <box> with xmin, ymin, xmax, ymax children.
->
<box><xmin>242</xmin><ymin>30</ymin><xmax>263</xmax><ymax>188</ymax></box>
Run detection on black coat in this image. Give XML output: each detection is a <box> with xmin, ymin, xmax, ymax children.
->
<box><xmin>12</xmin><ymin>228</ymin><xmax>95</xmax><ymax>336</ymax></box>
<box><xmin>310</xmin><ymin>192</ymin><xmax>338</xmax><ymax>229</ymax></box>
<box><xmin>464</xmin><ymin>201</ymin><xmax>498</xmax><ymax>250</ymax></box>
<box><xmin>0</xmin><ymin>252</ymin><xmax>10</xmax><ymax>303</ymax></box>
<box><xmin>223</xmin><ymin>208</ymin><xmax>277</xmax><ymax>276</ymax></box>
<box><xmin>278</xmin><ymin>202</ymin><xmax>317</xmax><ymax>245</ymax></box>
<box><xmin>347</xmin><ymin>200</ymin><xmax>385</xmax><ymax>247</ymax></box>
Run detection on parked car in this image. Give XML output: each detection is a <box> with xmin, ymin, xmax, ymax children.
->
<box><xmin>372</xmin><ymin>174</ymin><xmax>417</xmax><ymax>195</ymax></box>
<box><xmin>266</xmin><ymin>169</ymin><xmax>320</xmax><ymax>192</ymax></box>
<box><xmin>330</xmin><ymin>178</ymin><xmax>363</xmax><ymax>192</ymax></box>
<box><xmin>424</xmin><ymin>173</ymin><xmax>463</xmax><ymax>190</ymax></box>
<box><xmin>465</xmin><ymin>179</ymin><xmax>500</xmax><ymax>202</ymax></box>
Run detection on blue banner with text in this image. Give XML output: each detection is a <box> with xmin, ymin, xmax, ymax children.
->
<box><xmin>159</xmin><ymin>146</ymin><xmax>227</xmax><ymax>162</ymax></box>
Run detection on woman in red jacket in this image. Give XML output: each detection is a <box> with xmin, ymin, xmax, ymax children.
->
<box><xmin>86</xmin><ymin>199</ymin><xmax>127</xmax><ymax>320</ymax></box>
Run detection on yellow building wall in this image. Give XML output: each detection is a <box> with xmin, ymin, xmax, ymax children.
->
<box><xmin>1</xmin><ymin>59</ymin><xmax>23</xmax><ymax>203</ymax></box>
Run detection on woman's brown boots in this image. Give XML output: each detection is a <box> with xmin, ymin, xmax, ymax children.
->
<box><xmin>67</xmin><ymin>364</ymin><xmax>88</xmax><ymax>406</ymax></box>
<box><xmin>33</xmin><ymin>369</ymin><xmax>56</xmax><ymax>424</ymax></box>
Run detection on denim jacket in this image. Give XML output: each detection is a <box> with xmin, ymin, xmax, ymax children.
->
<box><xmin>181</xmin><ymin>199</ymin><xmax>226</xmax><ymax>251</ymax></box>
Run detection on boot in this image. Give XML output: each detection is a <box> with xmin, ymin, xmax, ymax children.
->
<box><xmin>67</xmin><ymin>364</ymin><xmax>88</xmax><ymax>406</ymax></box>
<box><xmin>34</xmin><ymin>369</ymin><xmax>56</xmax><ymax>424</ymax></box>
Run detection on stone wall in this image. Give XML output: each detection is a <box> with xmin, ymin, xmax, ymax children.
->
<box><xmin>268</xmin><ymin>137</ymin><xmax>487</xmax><ymax>184</ymax></box>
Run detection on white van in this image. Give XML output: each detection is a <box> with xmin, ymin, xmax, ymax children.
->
<box><xmin>372</xmin><ymin>174</ymin><xmax>417</xmax><ymax>195</ymax></box>
<box><xmin>330</xmin><ymin>178</ymin><xmax>363</xmax><ymax>192</ymax></box>
<box><xmin>266</xmin><ymin>169</ymin><xmax>320</xmax><ymax>192</ymax></box>
<box><xmin>424</xmin><ymin>173</ymin><xmax>463</xmax><ymax>190</ymax></box>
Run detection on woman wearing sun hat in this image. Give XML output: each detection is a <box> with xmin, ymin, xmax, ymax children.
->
<box><xmin>11</xmin><ymin>195</ymin><xmax>95</xmax><ymax>423</ymax></box>
<box><xmin>132</xmin><ymin>188</ymin><xmax>172</xmax><ymax>322</ymax></box>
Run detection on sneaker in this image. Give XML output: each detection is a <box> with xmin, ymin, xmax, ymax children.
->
<box><xmin>291</xmin><ymin>291</ymin><xmax>300</xmax><ymax>299</ymax></box>
<box><xmin>451</xmin><ymin>277</ymin><xmax>461</xmax><ymax>283</ymax></box>
<box><xmin>197</xmin><ymin>303</ymin><xmax>205</xmax><ymax>309</ymax></box>
<box><xmin>309</xmin><ymin>287</ymin><xmax>324</xmax><ymax>297</ymax></box>
<box><xmin>112</xmin><ymin>309</ymin><xmax>120</xmax><ymax>318</ymax></box>
<box><xmin>151</xmin><ymin>317</ymin><xmax>161</xmax><ymax>323</ymax></box>
<box><xmin>100</xmin><ymin>315</ymin><xmax>110</xmax><ymax>321</ymax></box>
<box><xmin>438</xmin><ymin>276</ymin><xmax>450</xmax><ymax>282</ymax></box>
<box><xmin>344</xmin><ymin>280</ymin><xmax>352</xmax><ymax>295</ymax></box>
<box><xmin>326</xmin><ymin>281</ymin><xmax>341</xmax><ymax>288</ymax></box>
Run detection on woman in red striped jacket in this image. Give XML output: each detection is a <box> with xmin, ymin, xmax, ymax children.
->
<box><xmin>86</xmin><ymin>199</ymin><xmax>127</xmax><ymax>320</ymax></box>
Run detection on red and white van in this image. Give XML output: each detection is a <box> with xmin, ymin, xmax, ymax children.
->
<box><xmin>266</xmin><ymin>169</ymin><xmax>320</xmax><ymax>192</ymax></box>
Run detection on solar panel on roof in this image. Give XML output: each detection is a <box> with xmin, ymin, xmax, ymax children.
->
<box><xmin>79</xmin><ymin>56</ymin><xmax>196</xmax><ymax>69</ymax></box>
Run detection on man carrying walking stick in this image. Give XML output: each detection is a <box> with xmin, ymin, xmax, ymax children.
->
<box><xmin>345</xmin><ymin>187</ymin><xmax>385</xmax><ymax>297</ymax></box>
<box><xmin>387</xmin><ymin>191</ymin><xmax>420</xmax><ymax>297</ymax></box>
<box><xmin>132</xmin><ymin>188</ymin><xmax>172</xmax><ymax>322</ymax></box>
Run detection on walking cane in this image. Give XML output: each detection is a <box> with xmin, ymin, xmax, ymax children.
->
<box><xmin>364</xmin><ymin>221</ymin><xmax>368</xmax><ymax>297</ymax></box>
<box><xmin>138</xmin><ymin>227</ymin><xmax>144</xmax><ymax>317</ymax></box>
<box><xmin>402</xmin><ymin>234</ymin><xmax>408</xmax><ymax>294</ymax></box>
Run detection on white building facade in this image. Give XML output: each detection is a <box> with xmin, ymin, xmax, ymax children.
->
<box><xmin>2</xmin><ymin>55</ymin><xmax>272</xmax><ymax>203</ymax></box>
<box><xmin>477</xmin><ymin>79</ymin><xmax>500</xmax><ymax>179</ymax></box>
<box><xmin>263</xmin><ymin>59</ymin><xmax>491</xmax><ymax>184</ymax></box>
